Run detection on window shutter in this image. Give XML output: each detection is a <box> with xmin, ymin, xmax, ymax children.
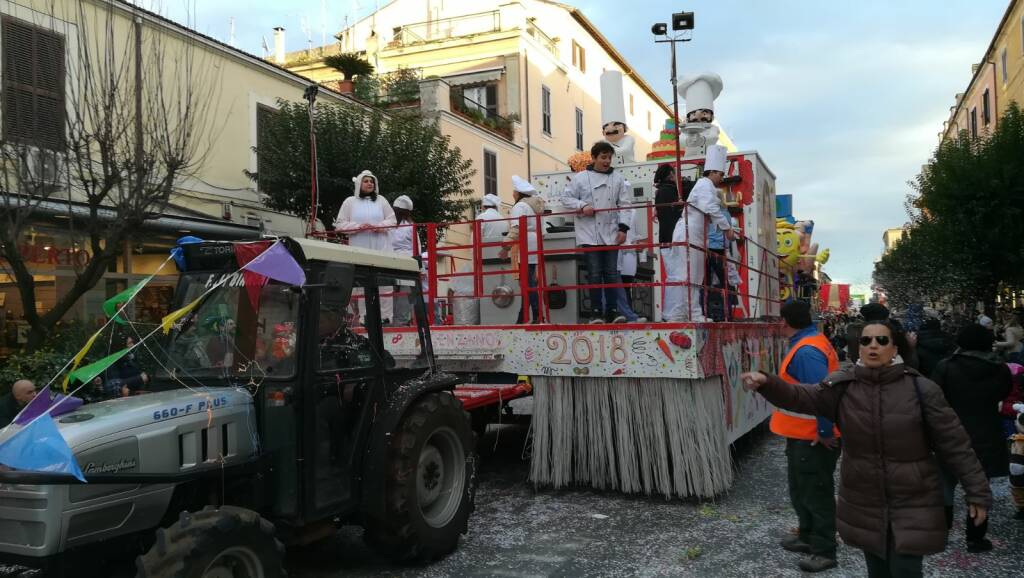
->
<box><xmin>2</xmin><ymin>16</ymin><xmax>65</xmax><ymax>150</ymax></box>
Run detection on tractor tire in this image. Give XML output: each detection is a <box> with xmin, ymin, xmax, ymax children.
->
<box><xmin>136</xmin><ymin>505</ymin><xmax>285</xmax><ymax>578</ymax></box>
<box><xmin>367</xmin><ymin>391</ymin><xmax>476</xmax><ymax>563</ymax></box>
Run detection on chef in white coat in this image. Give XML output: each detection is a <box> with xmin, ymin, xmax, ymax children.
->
<box><xmin>390</xmin><ymin>195</ymin><xmax>415</xmax><ymax>325</ymax></box>
<box><xmin>333</xmin><ymin>169</ymin><xmax>397</xmax><ymax>323</ymax></box>
<box><xmin>499</xmin><ymin>176</ymin><xmax>545</xmax><ymax>323</ymax></box>
<box><xmin>664</xmin><ymin>145</ymin><xmax>734</xmax><ymax>322</ymax></box>
<box><xmin>477</xmin><ymin>194</ymin><xmax>509</xmax><ymax>239</ymax></box>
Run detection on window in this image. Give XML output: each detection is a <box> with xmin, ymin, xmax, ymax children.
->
<box><xmin>647</xmin><ymin>110</ymin><xmax>652</xmax><ymax>131</ymax></box>
<box><xmin>2</xmin><ymin>16</ymin><xmax>66</xmax><ymax>150</ymax></box>
<box><xmin>575</xmin><ymin>108</ymin><xmax>584</xmax><ymax>151</ymax></box>
<box><xmin>970</xmin><ymin>107</ymin><xmax>978</xmax><ymax>138</ymax></box>
<box><xmin>571</xmin><ymin>40</ymin><xmax>586</xmax><ymax>73</ymax></box>
<box><xmin>483</xmin><ymin>149</ymin><xmax>497</xmax><ymax>196</ymax></box>
<box><xmin>629</xmin><ymin>93</ymin><xmax>634</xmax><ymax>116</ymax></box>
<box><xmin>463</xmin><ymin>84</ymin><xmax>498</xmax><ymax>118</ymax></box>
<box><xmin>1001</xmin><ymin>47</ymin><xmax>1008</xmax><ymax>84</ymax></box>
<box><xmin>256</xmin><ymin>104</ymin><xmax>278</xmax><ymax>191</ymax></box>
<box><xmin>541</xmin><ymin>85</ymin><xmax>551</xmax><ymax>135</ymax></box>
<box><xmin>982</xmin><ymin>89</ymin><xmax>991</xmax><ymax>126</ymax></box>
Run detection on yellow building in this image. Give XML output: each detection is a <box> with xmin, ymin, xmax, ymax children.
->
<box><xmin>279</xmin><ymin>0</ymin><xmax>735</xmax><ymax>213</ymax></box>
<box><xmin>0</xmin><ymin>0</ymin><xmax>362</xmax><ymax>346</ymax></box>
<box><xmin>942</xmin><ymin>0</ymin><xmax>1024</xmax><ymax>141</ymax></box>
<box><xmin>882</xmin><ymin>227</ymin><xmax>906</xmax><ymax>255</ymax></box>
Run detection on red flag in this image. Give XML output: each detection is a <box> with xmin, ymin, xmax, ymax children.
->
<box><xmin>235</xmin><ymin>241</ymin><xmax>273</xmax><ymax>310</ymax></box>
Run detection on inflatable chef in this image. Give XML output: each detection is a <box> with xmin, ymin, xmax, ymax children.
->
<box><xmin>677</xmin><ymin>72</ymin><xmax>723</xmax><ymax>158</ymax></box>
<box><xmin>600</xmin><ymin>70</ymin><xmax>635</xmax><ymax>165</ymax></box>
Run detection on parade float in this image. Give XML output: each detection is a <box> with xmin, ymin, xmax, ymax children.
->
<box><xmin>775</xmin><ymin>194</ymin><xmax>831</xmax><ymax>304</ymax></box>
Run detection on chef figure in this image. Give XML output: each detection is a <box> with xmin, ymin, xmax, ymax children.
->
<box><xmin>600</xmin><ymin>71</ymin><xmax>635</xmax><ymax>166</ymax></box>
<box><xmin>677</xmin><ymin>72</ymin><xmax>723</xmax><ymax>158</ymax></box>
<box><xmin>663</xmin><ymin>145</ymin><xmax>734</xmax><ymax>322</ymax></box>
<box><xmin>476</xmin><ymin>194</ymin><xmax>509</xmax><ymax>239</ymax></box>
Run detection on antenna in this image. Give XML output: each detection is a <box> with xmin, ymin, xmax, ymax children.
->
<box><xmin>261</xmin><ymin>35</ymin><xmax>270</xmax><ymax>57</ymax></box>
<box><xmin>300</xmin><ymin>16</ymin><xmax>312</xmax><ymax>52</ymax></box>
<box><xmin>321</xmin><ymin>0</ymin><xmax>327</xmax><ymax>48</ymax></box>
<box><xmin>229</xmin><ymin>17</ymin><xmax>235</xmax><ymax>46</ymax></box>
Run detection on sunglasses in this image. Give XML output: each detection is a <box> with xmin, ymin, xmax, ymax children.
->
<box><xmin>604</xmin><ymin>129</ymin><xmax>621</xmax><ymax>136</ymax></box>
<box><xmin>859</xmin><ymin>335</ymin><xmax>891</xmax><ymax>347</ymax></box>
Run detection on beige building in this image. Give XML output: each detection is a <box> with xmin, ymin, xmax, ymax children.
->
<box><xmin>277</xmin><ymin>0</ymin><xmax>723</xmax><ymax>212</ymax></box>
<box><xmin>942</xmin><ymin>0</ymin><xmax>1024</xmax><ymax>140</ymax></box>
<box><xmin>0</xmin><ymin>0</ymin><xmax>363</xmax><ymax>347</ymax></box>
<box><xmin>882</xmin><ymin>227</ymin><xmax>906</xmax><ymax>255</ymax></box>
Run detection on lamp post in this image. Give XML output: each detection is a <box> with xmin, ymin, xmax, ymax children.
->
<box><xmin>652</xmin><ymin>12</ymin><xmax>694</xmax><ymax>199</ymax></box>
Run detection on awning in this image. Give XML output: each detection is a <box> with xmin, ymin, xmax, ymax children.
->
<box><xmin>444</xmin><ymin>66</ymin><xmax>505</xmax><ymax>87</ymax></box>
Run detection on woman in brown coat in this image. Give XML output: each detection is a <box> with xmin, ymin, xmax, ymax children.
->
<box><xmin>742</xmin><ymin>320</ymin><xmax>991</xmax><ymax>578</ymax></box>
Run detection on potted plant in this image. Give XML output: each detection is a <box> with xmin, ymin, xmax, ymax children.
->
<box><xmin>323</xmin><ymin>52</ymin><xmax>374</xmax><ymax>93</ymax></box>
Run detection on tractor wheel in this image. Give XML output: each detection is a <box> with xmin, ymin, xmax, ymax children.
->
<box><xmin>136</xmin><ymin>506</ymin><xmax>285</xmax><ymax>578</ymax></box>
<box><xmin>367</xmin><ymin>391</ymin><xmax>476</xmax><ymax>562</ymax></box>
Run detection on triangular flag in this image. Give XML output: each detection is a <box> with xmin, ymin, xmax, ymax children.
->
<box><xmin>14</xmin><ymin>388</ymin><xmax>84</xmax><ymax>426</ymax></box>
<box><xmin>241</xmin><ymin>242</ymin><xmax>306</xmax><ymax>287</ymax></box>
<box><xmin>0</xmin><ymin>414</ymin><xmax>85</xmax><ymax>482</ymax></box>
<box><xmin>62</xmin><ymin>330</ymin><xmax>102</xmax><ymax>391</ymax></box>
<box><xmin>235</xmin><ymin>241</ymin><xmax>273</xmax><ymax>310</ymax></box>
<box><xmin>161</xmin><ymin>294</ymin><xmax>205</xmax><ymax>334</ymax></box>
<box><xmin>68</xmin><ymin>347</ymin><xmax>131</xmax><ymax>386</ymax></box>
<box><xmin>102</xmin><ymin>276</ymin><xmax>152</xmax><ymax>324</ymax></box>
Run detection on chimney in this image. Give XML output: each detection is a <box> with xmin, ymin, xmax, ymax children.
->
<box><xmin>273</xmin><ymin>27</ymin><xmax>286</xmax><ymax>64</ymax></box>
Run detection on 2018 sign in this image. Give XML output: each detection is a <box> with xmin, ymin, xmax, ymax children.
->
<box><xmin>546</xmin><ymin>334</ymin><xmax>628</xmax><ymax>365</ymax></box>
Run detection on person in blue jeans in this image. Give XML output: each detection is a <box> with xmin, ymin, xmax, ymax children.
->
<box><xmin>562</xmin><ymin>142</ymin><xmax>634</xmax><ymax>323</ymax></box>
<box><xmin>704</xmin><ymin>201</ymin><xmax>732</xmax><ymax>321</ymax></box>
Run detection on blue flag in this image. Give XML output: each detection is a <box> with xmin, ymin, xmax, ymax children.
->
<box><xmin>0</xmin><ymin>414</ymin><xmax>85</xmax><ymax>482</ymax></box>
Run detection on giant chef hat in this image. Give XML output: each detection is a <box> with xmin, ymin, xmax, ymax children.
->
<box><xmin>677</xmin><ymin>72</ymin><xmax>723</xmax><ymax>116</ymax></box>
<box><xmin>705</xmin><ymin>145</ymin><xmax>728</xmax><ymax>173</ymax></box>
<box><xmin>600</xmin><ymin>70</ymin><xmax>627</xmax><ymax>128</ymax></box>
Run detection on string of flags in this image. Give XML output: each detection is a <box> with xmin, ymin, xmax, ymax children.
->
<box><xmin>0</xmin><ymin>239</ymin><xmax>306</xmax><ymax>483</ymax></box>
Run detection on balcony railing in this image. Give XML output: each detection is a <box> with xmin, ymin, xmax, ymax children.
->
<box><xmin>449</xmin><ymin>92</ymin><xmax>518</xmax><ymax>140</ymax></box>
<box><xmin>390</xmin><ymin>11</ymin><xmax>501</xmax><ymax>48</ymax></box>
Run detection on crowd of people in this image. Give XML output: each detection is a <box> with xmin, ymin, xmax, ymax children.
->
<box><xmin>743</xmin><ymin>300</ymin><xmax>1024</xmax><ymax>577</ymax></box>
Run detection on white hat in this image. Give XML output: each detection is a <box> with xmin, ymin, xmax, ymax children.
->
<box><xmin>600</xmin><ymin>70</ymin><xmax>626</xmax><ymax>127</ymax></box>
<box><xmin>393</xmin><ymin>195</ymin><xmax>413</xmax><ymax>210</ymax></box>
<box><xmin>705</xmin><ymin>145</ymin><xmax>728</xmax><ymax>173</ymax></box>
<box><xmin>481</xmin><ymin>194</ymin><xmax>501</xmax><ymax>208</ymax></box>
<box><xmin>677</xmin><ymin>73</ymin><xmax>723</xmax><ymax>116</ymax></box>
<box><xmin>511</xmin><ymin>175</ymin><xmax>536</xmax><ymax>195</ymax></box>
<box><xmin>978</xmin><ymin>314</ymin><xmax>994</xmax><ymax>329</ymax></box>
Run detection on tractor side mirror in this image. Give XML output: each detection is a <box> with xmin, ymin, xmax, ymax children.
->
<box><xmin>321</xmin><ymin>263</ymin><xmax>354</xmax><ymax>309</ymax></box>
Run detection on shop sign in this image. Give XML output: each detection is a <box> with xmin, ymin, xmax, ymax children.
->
<box><xmin>12</xmin><ymin>244</ymin><xmax>91</xmax><ymax>267</ymax></box>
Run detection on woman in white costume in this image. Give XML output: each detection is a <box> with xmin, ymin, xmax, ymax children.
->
<box><xmin>390</xmin><ymin>195</ymin><xmax>415</xmax><ymax>325</ymax></box>
<box><xmin>334</xmin><ymin>170</ymin><xmax>397</xmax><ymax>323</ymax></box>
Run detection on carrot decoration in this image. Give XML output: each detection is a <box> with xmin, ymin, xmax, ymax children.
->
<box><xmin>656</xmin><ymin>335</ymin><xmax>675</xmax><ymax>363</ymax></box>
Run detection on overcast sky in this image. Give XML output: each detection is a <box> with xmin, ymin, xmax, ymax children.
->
<box><xmin>156</xmin><ymin>0</ymin><xmax>1009</xmax><ymax>289</ymax></box>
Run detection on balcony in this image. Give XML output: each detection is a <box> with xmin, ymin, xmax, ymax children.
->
<box><xmin>389</xmin><ymin>11</ymin><xmax>501</xmax><ymax>48</ymax></box>
<box><xmin>449</xmin><ymin>89</ymin><xmax>518</xmax><ymax>141</ymax></box>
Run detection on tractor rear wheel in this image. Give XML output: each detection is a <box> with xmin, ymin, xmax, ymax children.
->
<box><xmin>367</xmin><ymin>391</ymin><xmax>476</xmax><ymax>562</ymax></box>
<box><xmin>136</xmin><ymin>506</ymin><xmax>285</xmax><ymax>578</ymax></box>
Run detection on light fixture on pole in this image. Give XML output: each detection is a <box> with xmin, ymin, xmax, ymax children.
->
<box><xmin>652</xmin><ymin>11</ymin><xmax>694</xmax><ymax>199</ymax></box>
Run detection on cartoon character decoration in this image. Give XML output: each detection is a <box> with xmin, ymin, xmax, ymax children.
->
<box><xmin>677</xmin><ymin>73</ymin><xmax>723</xmax><ymax>158</ymax></box>
<box><xmin>272</xmin><ymin>321</ymin><xmax>296</xmax><ymax>360</ymax></box>
<box><xmin>599</xmin><ymin>71</ymin><xmax>635</xmax><ymax>165</ymax></box>
<box><xmin>776</xmin><ymin>218</ymin><xmax>830</xmax><ymax>302</ymax></box>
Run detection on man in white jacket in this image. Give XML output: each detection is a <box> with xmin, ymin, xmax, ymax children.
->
<box><xmin>477</xmin><ymin>194</ymin><xmax>509</xmax><ymax>239</ymax></box>
<box><xmin>664</xmin><ymin>145</ymin><xmax>735</xmax><ymax>322</ymax></box>
<box><xmin>562</xmin><ymin>141</ymin><xmax>634</xmax><ymax>323</ymax></box>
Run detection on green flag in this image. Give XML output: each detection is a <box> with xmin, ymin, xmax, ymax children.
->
<box><xmin>102</xmin><ymin>277</ymin><xmax>152</xmax><ymax>324</ymax></box>
<box><xmin>69</xmin><ymin>347</ymin><xmax>131</xmax><ymax>386</ymax></box>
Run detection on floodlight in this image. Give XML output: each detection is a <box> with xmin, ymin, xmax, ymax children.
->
<box><xmin>672</xmin><ymin>12</ymin><xmax>694</xmax><ymax>31</ymax></box>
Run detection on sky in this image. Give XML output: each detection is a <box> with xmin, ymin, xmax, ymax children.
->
<box><xmin>151</xmin><ymin>0</ymin><xmax>1009</xmax><ymax>290</ymax></box>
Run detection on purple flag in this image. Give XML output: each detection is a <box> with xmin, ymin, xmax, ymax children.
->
<box><xmin>241</xmin><ymin>242</ymin><xmax>306</xmax><ymax>287</ymax></box>
<box><xmin>14</xmin><ymin>387</ymin><xmax>84</xmax><ymax>426</ymax></box>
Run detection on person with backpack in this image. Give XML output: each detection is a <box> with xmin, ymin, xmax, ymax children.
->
<box><xmin>741</xmin><ymin>319</ymin><xmax>990</xmax><ymax>578</ymax></box>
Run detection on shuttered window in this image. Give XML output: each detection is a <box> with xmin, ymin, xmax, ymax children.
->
<box><xmin>483</xmin><ymin>149</ymin><xmax>497</xmax><ymax>196</ymax></box>
<box><xmin>255</xmin><ymin>104</ymin><xmax>278</xmax><ymax>191</ymax></box>
<box><xmin>2</xmin><ymin>16</ymin><xmax>65</xmax><ymax>150</ymax></box>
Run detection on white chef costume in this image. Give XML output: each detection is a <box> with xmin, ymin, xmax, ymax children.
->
<box><xmin>600</xmin><ymin>70</ymin><xmax>636</xmax><ymax>166</ymax></box>
<box><xmin>477</xmin><ymin>194</ymin><xmax>509</xmax><ymax>239</ymax></box>
<box><xmin>390</xmin><ymin>195</ymin><xmax>415</xmax><ymax>325</ymax></box>
<box><xmin>333</xmin><ymin>170</ymin><xmax>397</xmax><ymax>322</ymax></box>
<box><xmin>664</xmin><ymin>145</ymin><xmax>732</xmax><ymax>322</ymax></box>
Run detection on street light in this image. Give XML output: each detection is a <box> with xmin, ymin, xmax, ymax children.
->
<box><xmin>653</xmin><ymin>11</ymin><xmax>694</xmax><ymax>199</ymax></box>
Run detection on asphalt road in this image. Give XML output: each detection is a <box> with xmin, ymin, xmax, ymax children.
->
<box><xmin>3</xmin><ymin>419</ymin><xmax>1021</xmax><ymax>577</ymax></box>
<box><xmin>289</xmin><ymin>421</ymin><xmax>1024</xmax><ymax>578</ymax></box>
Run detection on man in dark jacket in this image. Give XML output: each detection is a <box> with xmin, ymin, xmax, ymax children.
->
<box><xmin>0</xmin><ymin>379</ymin><xmax>37</xmax><ymax>428</ymax></box>
<box><xmin>932</xmin><ymin>323</ymin><xmax>1012</xmax><ymax>552</ymax></box>
<box><xmin>915</xmin><ymin>318</ymin><xmax>955</xmax><ymax>379</ymax></box>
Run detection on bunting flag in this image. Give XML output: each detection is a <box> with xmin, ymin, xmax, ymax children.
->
<box><xmin>102</xmin><ymin>277</ymin><xmax>152</xmax><ymax>324</ymax></box>
<box><xmin>241</xmin><ymin>241</ymin><xmax>306</xmax><ymax>287</ymax></box>
<box><xmin>61</xmin><ymin>331</ymin><xmax>102</xmax><ymax>391</ymax></box>
<box><xmin>14</xmin><ymin>387</ymin><xmax>83</xmax><ymax>426</ymax></box>
<box><xmin>68</xmin><ymin>347</ymin><xmax>131</xmax><ymax>386</ymax></box>
<box><xmin>161</xmin><ymin>294</ymin><xmax>205</xmax><ymax>334</ymax></box>
<box><xmin>234</xmin><ymin>241</ymin><xmax>273</xmax><ymax>310</ymax></box>
<box><xmin>0</xmin><ymin>414</ymin><xmax>85</xmax><ymax>482</ymax></box>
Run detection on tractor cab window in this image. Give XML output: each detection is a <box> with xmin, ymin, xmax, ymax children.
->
<box><xmin>161</xmin><ymin>272</ymin><xmax>300</xmax><ymax>380</ymax></box>
<box><xmin>319</xmin><ymin>276</ymin><xmax>379</xmax><ymax>372</ymax></box>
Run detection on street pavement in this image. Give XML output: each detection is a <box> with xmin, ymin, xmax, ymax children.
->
<box><xmin>292</xmin><ymin>420</ymin><xmax>1024</xmax><ymax>578</ymax></box>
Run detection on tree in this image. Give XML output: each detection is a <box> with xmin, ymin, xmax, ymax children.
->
<box><xmin>323</xmin><ymin>52</ymin><xmax>374</xmax><ymax>81</ymax></box>
<box><xmin>875</xmin><ymin>103</ymin><xmax>1024</xmax><ymax>310</ymax></box>
<box><xmin>0</xmin><ymin>3</ymin><xmax>216</xmax><ymax>351</ymax></box>
<box><xmin>251</xmin><ymin>100</ymin><xmax>475</xmax><ymax>229</ymax></box>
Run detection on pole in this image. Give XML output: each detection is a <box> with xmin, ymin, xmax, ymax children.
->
<box><xmin>670</xmin><ymin>38</ymin><xmax>683</xmax><ymax>201</ymax></box>
<box><xmin>304</xmin><ymin>86</ymin><xmax>320</xmax><ymax>236</ymax></box>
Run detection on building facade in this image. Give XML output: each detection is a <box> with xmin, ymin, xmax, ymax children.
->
<box><xmin>882</xmin><ymin>227</ymin><xmax>906</xmax><ymax>255</ymax></box>
<box><xmin>0</xmin><ymin>0</ymin><xmax>356</xmax><ymax>354</ymax></box>
<box><xmin>942</xmin><ymin>0</ymin><xmax>1024</xmax><ymax>141</ymax></box>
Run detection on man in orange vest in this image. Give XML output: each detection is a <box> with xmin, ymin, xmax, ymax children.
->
<box><xmin>771</xmin><ymin>300</ymin><xmax>841</xmax><ymax>573</ymax></box>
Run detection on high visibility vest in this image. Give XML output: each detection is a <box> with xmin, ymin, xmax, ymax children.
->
<box><xmin>769</xmin><ymin>332</ymin><xmax>841</xmax><ymax>441</ymax></box>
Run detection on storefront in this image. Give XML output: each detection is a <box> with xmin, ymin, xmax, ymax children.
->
<box><xmin>0</xmin><ymin>211</ymin><xmax>262</xmax><ymax>356</ymax></box>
